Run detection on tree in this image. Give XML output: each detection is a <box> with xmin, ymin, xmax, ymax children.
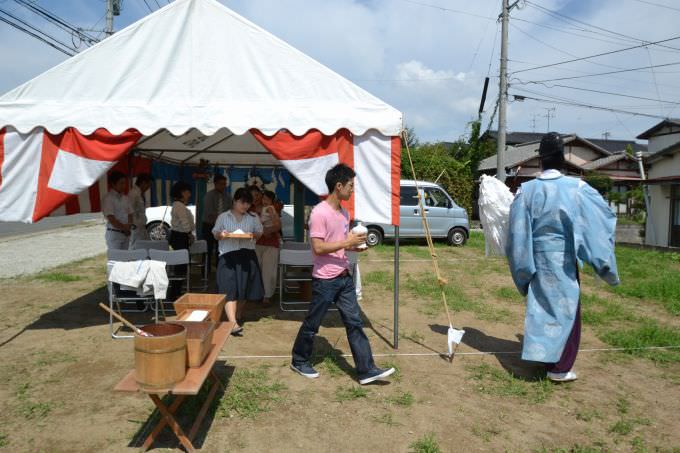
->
<box><xmin>401</xmin><ymin>125</ymin><xmax>419</xmax><ymax>150</ymax></box>
<box><xmin>583</xmin><ymin>171</ymin><xmax>613</xmax><ymax>195</ymax></box>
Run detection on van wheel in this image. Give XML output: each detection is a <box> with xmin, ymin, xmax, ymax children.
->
<box><xmin>366</xmin><ymin>227</ymin><xmax>383</xmax><ymax>247</ymax></box>
<box><xmin>147</xmin><ymin>222</ymin><xmax>170</xmax><ymax>241</ymax></box>
<box><xmin>447</xmin><ymin>227</ymin><xmax>467</xmax><ymax>246</ymax></box>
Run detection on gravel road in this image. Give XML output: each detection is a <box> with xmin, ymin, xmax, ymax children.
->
<box><xmin>0</xmin><ymin>220</ymin><xmax>107</xmax><ymax>279</ymax></box>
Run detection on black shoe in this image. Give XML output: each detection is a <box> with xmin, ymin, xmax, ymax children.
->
<box><xmin>290</xmin><ymin>363</ymin><xmax>320</xmax><ymax>379</ymax></box>
<box><xmin>358</xmin><ymin>367</ymin><xmax>395</xmax><ymax>385</ymax></box>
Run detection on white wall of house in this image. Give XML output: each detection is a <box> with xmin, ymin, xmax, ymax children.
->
<box><xmin>647</xmin><ymin>125</ymin><xmax>680</xmax><ymax>154</ymax></box>
<box><xmin>645</xmin><ymin>152</ymin><xmax>680</xmax><ymax>246</ymax></box>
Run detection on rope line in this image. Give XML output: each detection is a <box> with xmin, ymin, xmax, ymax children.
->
<box><xmin>217</xmin><ymin>345</ymin><xmax>680</xmax><ymax>360</ymax></box>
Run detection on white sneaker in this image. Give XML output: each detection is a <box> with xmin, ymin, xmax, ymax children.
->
<box><xmin>547</xmin><ymin>370</ymin><xmax>578</xmax><ymax>382</ymax></box>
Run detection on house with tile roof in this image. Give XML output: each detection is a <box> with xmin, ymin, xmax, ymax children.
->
<box><xmin>637</xmin><ymin>119</ymin><xmax>680</xmax><ymax>248</ymax></box>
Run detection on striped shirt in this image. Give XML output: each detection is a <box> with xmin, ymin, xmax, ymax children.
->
<box><xmin>213</xmin><ymin>209</ymin><xmax>263</xmax><ymax>255</ymax></box>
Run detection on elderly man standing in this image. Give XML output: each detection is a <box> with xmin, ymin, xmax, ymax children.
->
<box><xmin>506</xmin><ymin>132</ymin><xmax>620</xmax><ymax>382</ymax></box>
<box><xmin>203</xmin><ymin>174</ymin><xmax>232</xmax><ymax>273</ymax></box>
<box><xmin>128</xmin><ymin>173</ymin><xmax>152</xmax><ymax>248</ymax></box>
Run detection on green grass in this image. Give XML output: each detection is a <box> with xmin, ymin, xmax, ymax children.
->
<box><xmin>409</xmin><ymin>433</ymin><xmax>441</xmax><ymax>453</ymax></box>
<box><xmin>317</xmin><ymin>353</ymin><xmax>344</xmax><ymax>378</ymax></box>
<box><xmin>609</xmin><ymin>417</ymin><xmax>651</xmax><ymax>436</ymax></box>
<box><xmin>494</xmin><ymin>286</ymin><xmax>524</xmax><ymax>304</ymax></box>
<box><xmin>372</xmin><ymin>412</ymin><xmax>401</xmax><ymax>426</ymax></box>
<box><xmin>402</xmin><ymin>245</ymin><xmax>433</xmax><ymax>259</ymax></box>
<box><xmin>15</xmin><ymin>382</ymin><xmax>54</xmax><ymax>420</ymax></box>
<box><xmin>575</xmin><ymin>408</ymin><xmax>602</xmax><ymax>422</ymax></box>
<box><xmin>616</xmin><ymin>397</ymin><xmax>630</xmax><ymax>415</ymax></box>
<box><xmin>467</xmin><ymin>230</ymin><xmax>486</xmax><ymax>251</ymax></box>
<box><xmin>580</xmin><ymin>293</ymin><xmax>638</xmax><ymax>327</ymax></box>
<box><xmin>335</xmin><ymin>385</ymin><xmax>369</xmax><ymax>402</ymax></box>
<box><xmin>471</xmin><ymin>422</ymin><xmax>501</xmax><ymax>442</ymax></box>
<box><xmin>400</xmin><ymin>330</ymin><xmax>425</xmax><ymax>344</ymax></box>
<box><xmin>599</xmin><ymin>321</ymin><xmax>680</xmax><ymax>363</ymax></box>
<box><xmin>0</xmin><ymin>433</ymin><xmax>7</xmax><ymax>447</ymax></box>
<box><xmin>33</xmin><ymin>351</ymin><xmax>77</xmax><ymax>367</ymax></box>
<box><xmin>363</xmin><ymin>270</ymin><xmax>394</xmax><ymax>290</ymax></box>
<box><xmin>466</xmin><ymin>363</ymin><xmax>554</xmax><ymax>404</ymax></box>
<box><xmin>407</xmin><ymin>273</ymin><xmax>512</xmax><ymax>322</ymax></box>
<box><xmin>34</xmin><ymin>272</ymin><xmax>83</xmax><ymax>282</ymax></box>
<box><xmin>533</xmin><ymin>446</ymin><xmax>608</xmax><ymax>453</ymax></box>
<box><xmin>611</xmin><ymin>247</ymin><xmax>680</xmax><ymax>315</ymax></box>
<box><xmin>380</xmin><ymin>360</ymin><xmax>402</xmax><ymax>382</ymax></box>
<box><xmin>386</xmin><ymin>391</ymin><xmax>414</xmax><ymax>407</ymax></box>
<box><xmin>218</xmin><ymin>368</ymin><xmax>286</xmax><ymax>418</ymax></box>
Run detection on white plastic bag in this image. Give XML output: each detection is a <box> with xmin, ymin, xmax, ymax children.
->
<box><xmin>478</xmin><ymin>174</ymin><xmax>514</xmax><ymax>257</ymax></box>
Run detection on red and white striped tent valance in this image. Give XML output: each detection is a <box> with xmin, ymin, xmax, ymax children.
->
<box><xmin>0</xmin><ymin>127</ymin><xmax>400</xmax><ymax>226</ymax></box>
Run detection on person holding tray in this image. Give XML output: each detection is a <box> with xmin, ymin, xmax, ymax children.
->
<box><xmin>213</xmin><ymin>187</ymin><xmax>264</xmax><ymax>335</ymax></box>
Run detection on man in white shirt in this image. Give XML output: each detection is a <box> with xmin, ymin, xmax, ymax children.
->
<box><xmin>128</xmin><ymin>173</ymin><xmax>153</xmax><ymax>249</ymax></box>
<box><xmin>102</xmin><ymin>171</ymin><xmax>133</xmax><ymax>250</ymax></box>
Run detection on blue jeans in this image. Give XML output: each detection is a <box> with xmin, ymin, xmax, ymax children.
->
<box><xmin>292</xmin><ymin>274</ymin><xmax>376</xmax><ymax>374</ymax></box>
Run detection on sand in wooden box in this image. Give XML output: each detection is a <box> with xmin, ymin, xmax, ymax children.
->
<box><xmin>173</xmin><ymin>293</ymin><xmax>226</xmax><ymax>322</ymax></box>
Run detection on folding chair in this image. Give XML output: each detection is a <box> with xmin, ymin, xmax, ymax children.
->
<box><xmin>278</xmin><ymin>245</ymin><xmax>330</xmax><ymax>312</ymax></box>
<box><xmin>133</xmin><ymin>239</ymin><xmax>169</xmax><ymax>251</ymax></box>
<box><xmin>149</xmin><ymin>249</ymin><xmax>190</xmax><ymax>316</ymax></box>
<box><xmin>189</xmin><ymin>240</ymin><xmax>208</xmax><ymax>291</ymax></box>
<box><xmin>106</xmin><ymin>248</ymin><xmax>155</xmax><ymax>339</ymax></box>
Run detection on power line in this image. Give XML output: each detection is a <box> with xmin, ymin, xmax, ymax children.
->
<box><xmin>0</xmin><ymin>14</ymin><xmax>74</xmax><ymax>56</ymax></box>
<box><xmin>0</xmin><ymin>7</ymin><xmax>77</xmax><ymax>53</ymax></box>
<box><xmin>516</xmin><ymin>81</ymin><xmax>680</xmax><ymax>105</ymax></box>
<box><xmin>140</xmin><ymin>0</ymin><xmax>154</xmax><ymax>13</ymax></box>
<box><xmin>521</xmin><ymin>60</ymin><xmax>680</xmax><ymax>84</ymax></box>
<box><xmin>510</xmin><ymin>93</ymin><xmax>669</xmax><ymax>120</ymax></box>
<box><xmin>394</xmin><ymin>0</ymin><xmax>496</xmax><ymax>20</ymax></box>
<box><xmin>511</xmin><ymin>34</ymin><xmax>680</xmax><ymax>74</ymax></box>
<box><xmin>13</xmin><ymin>0</ymin><xmax>99</xmax><ymax>45</ymax></box>
<box><xmin>628</xmin><ymin>0</ymin><xmax>680</xmax><ymax>13</ymax></box>
<box><xmin>525</xmin><ymin>1</ymin><xmax>680</xmax><ymax>52</ymax></box>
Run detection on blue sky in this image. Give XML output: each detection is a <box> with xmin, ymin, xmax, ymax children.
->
<box><xmin>1</xmin><ymin>0</ymin><xmax>678</xmax><ymax>143</ymax></box>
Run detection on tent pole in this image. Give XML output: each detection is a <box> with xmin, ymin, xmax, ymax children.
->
<box><xmin>393</xmin><ymin>225</ymin><xmax>399</xmax><ymax>349</ymax></box>
<box><xmin>293</xmin><ymin>177</ymin><xmax>305</xmax><ymax>242</ymax></box>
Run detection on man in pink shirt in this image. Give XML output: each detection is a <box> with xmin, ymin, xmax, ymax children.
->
<box><xmin>291</xmin><ymin>164</ymin><xmax>395</xmax><ymax>385</ymax></box>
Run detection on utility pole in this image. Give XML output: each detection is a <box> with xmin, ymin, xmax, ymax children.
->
<box><xmin>496</xmin><ymin>0</ymin><xmax>510</xmax><ymax>182</ymax></box>
<box><xmin>496</xmin><ymin>0</ymin><xmax>519</xmax><ymax>183</ymax></box>
<box><xmin>105</xmin><ymin>0</ymin><xmax>121</xmax><ymax>36</ymax></box>
<box><xmin>543</xmin><ymin>107</ymin><xmax>555</xmax><ymax>131</ymax></box>
<box><xmin>530</xmin><ymin>114</ymin><xmax>538</xmax><ymax>132</ymax></box>
<box><xmin>602</xmin><ymin>131</ymin><xmax>611</xmax><ymax>141</ymax></box>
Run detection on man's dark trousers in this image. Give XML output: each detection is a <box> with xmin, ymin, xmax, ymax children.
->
<box><xmin>292</xmin><ymin>272</ymin><xmax>375</xmax><ymax>374</ymax></box>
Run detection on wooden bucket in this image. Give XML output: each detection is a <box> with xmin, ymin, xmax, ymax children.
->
<box><xmin>134</xmin><ymin>323</ymin><xmax>187</xmax><ymax>391</ymax></box>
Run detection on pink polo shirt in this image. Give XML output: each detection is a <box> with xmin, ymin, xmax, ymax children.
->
<box><xmin>309</xmin><ymin>201</ymin><xmax>350</xmax><ymax>279</ymax></box>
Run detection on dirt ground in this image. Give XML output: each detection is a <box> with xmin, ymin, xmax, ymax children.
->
<box><xmin>0</xmin><ymin>237</ymin><xmax>678</xmax><ymax>452</ymax></box>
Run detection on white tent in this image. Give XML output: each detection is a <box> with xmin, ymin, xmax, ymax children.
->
<box><xmin>0</xmin><ymin>0</ymin><xmax>402</xmax><ymax>225</ymax></box>
<box><xmin>0</xmin><ymin>0</ymin><xmax>404</xmax><ymax>347</ymax></box>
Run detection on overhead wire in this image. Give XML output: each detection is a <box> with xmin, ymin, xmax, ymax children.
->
<box><xmin>525</xmin><ymin>0</ymin><xmax>680</xmax><ymax>52</ymax></box>
<box><xmin>0</xmin><ymin>7</ymin><xmax>76</xmax><ymax>55</ymax></box>
<box><xmin>519</xmin><ymin>60</ymin><xmax>680</xmax><ymax>84</ymax></box>
<box><xmin>393</xmin><ymin>0</ymin><xmax>496</xmax><ymax>20</ymax></box>
<box><xmin>12</xmin><ymin>0</ymin><xmax>99</xmax><ymax>45</ymax></box>
<box><xmin>627</xmin><ymin>0</ymin><xmax>680</xmax><ymax>13</ymax></box>
<box><xmin>0</xmin><ymin>13</ymin><xmax>74</xmax><ymax>56</ymax></box>
<box><xmin>511</xmin><ymin>34</ymin><xmax>680</xmax><ymax>74</ymax></box>
<box><xmin>515</xmin><ymin>82</ymin><xmax>680</xmax><ymax>105</ymax></box>
<box><xmin>509</xmin><ymin>91</ymin><xmax>669</xmax><ymax>120</ymax></box>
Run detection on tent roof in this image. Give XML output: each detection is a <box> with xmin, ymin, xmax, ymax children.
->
<box><xmin>0</xmin><ymin>0</ymin><xmax>401</xmax><ymax>138</ymax></box>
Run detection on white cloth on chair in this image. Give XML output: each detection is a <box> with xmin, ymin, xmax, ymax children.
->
<box><xmin>109</xmin><ymin>260</ymin><xmax>168</xmax><ymax>299</ymax></box>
